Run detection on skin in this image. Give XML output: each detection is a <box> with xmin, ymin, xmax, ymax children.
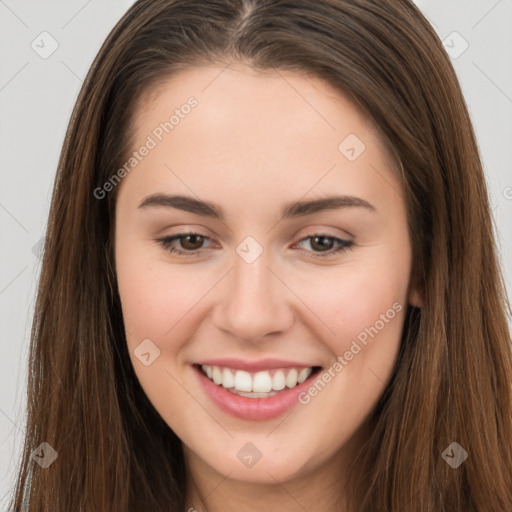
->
<box><xmin>114</xmin><ymin>63</ymin><xmax>421</xmax><ymax>511</ymax></box>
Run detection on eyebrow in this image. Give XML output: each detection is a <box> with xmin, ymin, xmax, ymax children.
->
<box><xmin>137</xmin><ymin>193</ymin><xmax>376</xmax><ymax>220</ymax></box>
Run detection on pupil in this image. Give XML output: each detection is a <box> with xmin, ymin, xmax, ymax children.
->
<box><xmin>312</xmin><ymin>236</ymin><xmax>332</xmax><ymax>251</ymax></box>
<box><xmin>182</xmin><ymin>234</ymin><xmax>203</xmax><ymax>250</ymax></box>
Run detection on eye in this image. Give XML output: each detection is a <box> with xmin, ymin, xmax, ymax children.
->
<box><xmin>156</xmin><ymin>232</ymin><xmax>214</xmax><ymax>257</ymax></box>
<box><xmin>293</xmin><ymin>234</ymin><xmax>354</xmax><ymax>258</ymax></box>
<box><xmin>155</xmin><ymin>232</ymin><xmax>354</xmax><ymax>259</ymax></box>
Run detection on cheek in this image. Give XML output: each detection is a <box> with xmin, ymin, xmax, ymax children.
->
<box><xmin>292</xmin><ymin>252</ymin><xmax>410</xmax><ymax>357</ymax></box>
<box><xmin>292</xmin><ymin>246</ymin><xmax>410</xmax><ymax>426</ymax></box>
<box><xmin>115</xmin><ymin>248</ymin><xmax>210</xmax><ymax>431</ymax></box>
<box><xmin>288</xmin><ymin>249</ymin><xmax>410</xmax><ymax>435</ymax></box>
<box><xmin>116</xmin><ymin>236</ymin><xmax>209</xmax><ymax>350</ymax></box>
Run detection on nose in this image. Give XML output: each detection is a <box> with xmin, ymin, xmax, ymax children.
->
<box><xmin>211</xmin><ymin>251</ymin><xmax>294</xmax><ymax>343</ymax></box>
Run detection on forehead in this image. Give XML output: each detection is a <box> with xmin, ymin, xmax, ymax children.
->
<box><xmin>132</xmin><ymin>63</ymin><xmax>377</xmax><ymax>145</ymax></box>
<box><xmin>120</xmin><ymin>64</ymin><xmax>400</xmax><ymax>216</ymax></box>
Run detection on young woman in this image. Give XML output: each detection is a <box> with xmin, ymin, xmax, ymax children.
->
<box><xmin>10</xmin><ymin>0</ymin><xmax>512</xmax><ymax>510</ymax></box>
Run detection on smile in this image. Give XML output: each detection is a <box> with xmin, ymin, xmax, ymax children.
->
<box><xmin>193</xmin><ymin>361</ymin><xmax>322</xmax><ymax>421</ymax></box>
<box><xmin>200</xmin><ymin>365</ymin><xmax>316</xmax><ymax>397</ymax></box>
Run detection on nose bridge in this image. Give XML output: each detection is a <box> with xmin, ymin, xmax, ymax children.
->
<box><xmin>212</xmin><ymin>246</ymin><xmax>293</xmax><ymax>342</ymax></box>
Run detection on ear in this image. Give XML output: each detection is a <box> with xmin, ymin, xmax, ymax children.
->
<box><xmin>408</xmin><ymin>287</ymin><xmax>423</xmax><ymax>308</ymax></box>
<box><xmin>408</xmin><ymin>263</ymin><xmax>424</xmax><ymax>308</ymax></box>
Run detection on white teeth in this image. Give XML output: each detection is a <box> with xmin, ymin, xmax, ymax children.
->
<box><xmin>200</xmin><ymin>364</ymin><xmax>314</xmax><ymax>394</ymax></box>
<box><xmin>212</xmin><ymin>366</ymin><xmax>223</xmax><ymax>385</ymax></box>
<box><xmin>297</xmin><ymin>367</ymin><xmax>312</xmax><ymax>383</ymax></box>
<box><xmin>231</xmin><ymin>389</ymin><xmax>279</xmax><ymax>398</ymax></box>
<box><xmin>272</xmin><ymin>370</ymin><xmax>286</xmax><ymax>391</ymax></box>
<box><xmin>221</xmin><ymin>367</ymin><xmax>234</xmax><ymax>388</ymax></box>
<box><xmin>253</xmin><ymin>371</ymin><xmax>272</xmax><ymax>393</ymax></box>
<box><xmin>234</xmin><ymin>370</ymin><xmax>253</xmax><ymax>392</ymax></box>
<box><xmin>285</xmin><ymin>368</ymin><xmax>298</xmax><ymax>388</ymax></box>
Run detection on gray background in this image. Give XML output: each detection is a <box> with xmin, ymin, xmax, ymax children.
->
<box><xmin>0</xmin><ymin>0</ymin><xmax>511</xmax><ymax>507</ymax></box>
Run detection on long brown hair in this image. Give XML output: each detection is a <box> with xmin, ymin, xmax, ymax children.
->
<box><xmin>10</xmin><ymin>0</ymin><xmax>512</xmax><ymax>510</ymax></box>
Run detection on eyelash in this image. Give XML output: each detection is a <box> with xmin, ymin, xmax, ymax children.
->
<box><xmin>155</xmin><ymin>231</ymin><xmax>355</xmax><ymax>259</ymax></box>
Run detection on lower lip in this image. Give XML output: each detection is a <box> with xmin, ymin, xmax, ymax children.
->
<box><xmin>193</xmin><ymin>365</ymin><xmax>319</xmax><ymax>421</ymax></box>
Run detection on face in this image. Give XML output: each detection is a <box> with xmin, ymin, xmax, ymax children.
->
<box><xmin>114</xmin><ymin>64</ymin><xmax>418</xmax><ymax>487</ymax></box>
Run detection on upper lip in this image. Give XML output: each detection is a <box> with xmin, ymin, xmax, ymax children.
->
<box><xmin>194</xmin><ymin>358</ymin><xmax>320</xmax><ymax>372</ymax></box>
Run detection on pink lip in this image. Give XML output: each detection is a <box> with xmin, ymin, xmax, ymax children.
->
<box><xmin>193</xmin><ymin>364</ymin><xmax>320</xmax><ymax>421</ymax></box>
<box><xmin>195</xmin><ymin>358</ymin><xmax>315</xmax><ymax>372</ymax></box>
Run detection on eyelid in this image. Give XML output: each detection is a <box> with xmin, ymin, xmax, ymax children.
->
<box><xmin>293</xmin><ymin>224</ymin><xmax>354</xmax><ymax>241</ymax></box>
<box><xmin>156</xmin><ymin>230</ymin><xmax>216</xmax><ymax>256</ymax></box>
<box><xmin>291</xmin><ymin>233</ymin><xmax>354</xmax><ymax>258</ymax></box>
<box><xmin>155</xmin><ymin>229</ymin><xmax>355</xmax><ymax>259</ymax></box>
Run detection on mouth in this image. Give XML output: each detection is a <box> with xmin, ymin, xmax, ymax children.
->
<box><xmin>192</xmin><ymin>362</ymin><xmax>322</xmax><ymax>420</ymax></box>
<box><xmin>197</xmin><ymin>364</ymin><xmax>321</xmax><ymax>397</ymax></box>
